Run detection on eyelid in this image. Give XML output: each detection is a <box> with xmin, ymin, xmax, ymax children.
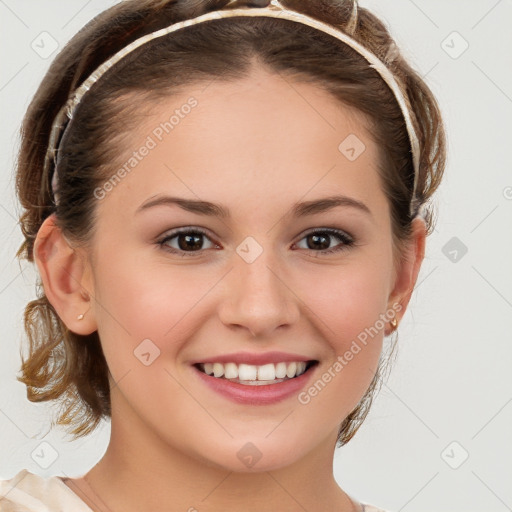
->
<box><xmin>297</xmin><ymin>226</ymin><xmax>354</xmax><ymax>241</ymax></box>
<box><xmin>292</xmin><ymin>227</ymin><xmax>355</xmax><ymax>254</ymax></box>
<box><xmin>157</xmin><ymin>225</ymin><xmax>356</xmax><ymax>258</ymax></box>
<box><xmin>157</xmin><ymin>226</ymin><xmax>220</xmax><ymax>248</ymax></box>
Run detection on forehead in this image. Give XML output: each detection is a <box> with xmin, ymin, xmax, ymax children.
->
<box><xmin>96</xmin><ymin>66</ymin><xmax>387</xmax><ymax>221</ymax></box>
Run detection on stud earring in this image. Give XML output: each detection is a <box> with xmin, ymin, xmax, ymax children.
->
<box><xmin>390</xmin><ymin>318</ymin><xmax>398</xmax><ymax>330</ymax></box>
<box><xmin>77</xmin><ymin>303</ymin><xmax>91</xmax><ymax>321</ymax></box>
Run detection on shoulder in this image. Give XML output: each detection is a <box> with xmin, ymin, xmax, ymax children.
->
<box><xmin>0</xmin><ymin>469</ymin><xmax>93</xmax><ymax>512</ymax></box>
<box><xmin>361</xmin><ymin>503</ymin><xmax>394</xmax><ymax>512</ymax></box>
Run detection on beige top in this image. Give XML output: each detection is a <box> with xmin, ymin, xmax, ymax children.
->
<box><xmin>0</xmin><ymin>469</ymin><xmax>392</xmax><ymax>511</ymax></box>
<box><xmin>0</xmin><ymin>470</ymin><xmax>92</xmax><ymax>512</ymax></box>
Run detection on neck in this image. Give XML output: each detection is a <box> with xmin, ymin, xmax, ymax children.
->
<box><xmin>73</xmin><ymin>393</ymin><xmax>359</xmax><ymax>512</ymax></box>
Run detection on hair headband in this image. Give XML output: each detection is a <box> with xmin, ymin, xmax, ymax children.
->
<box><xmin>46</xmin><ymin>0</ymin><xmax>421</xmax><ymax>215</ymax></box>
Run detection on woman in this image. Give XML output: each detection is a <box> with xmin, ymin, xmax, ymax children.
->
<box><xmin>0</xmin><ymin>0</ymin><xmax>445</xmax><ymax>510</ymax></box>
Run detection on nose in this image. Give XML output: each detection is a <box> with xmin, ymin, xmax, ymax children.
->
<box><xmin>217</xmin><ymin>249</ymin><xmax>300</xmax><ymax>338</ymax></box>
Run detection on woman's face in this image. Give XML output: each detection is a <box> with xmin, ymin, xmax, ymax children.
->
<box><xmin>80</xmin><ymin>65</ymin><xmax>419</xmax><ymax>471</ymax></box>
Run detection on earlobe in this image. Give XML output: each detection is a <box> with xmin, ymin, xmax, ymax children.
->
<box><xmin>33</xmin><ymin>214</ymin><xmax>97</xmax><ymax>335</ymax></box>
<box><xmin>386</xmin><ymin>215</ymin><xmax>427</xmax><ymax>334</ymax></box>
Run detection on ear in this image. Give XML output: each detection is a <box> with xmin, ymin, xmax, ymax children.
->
<box><xmin>385</xmin><ymin>215</ymin><xmax>427</xmax><ymax>335</ymax></box>
<box><xmin>33</xmin><ymin>213</ymin><xmax>97</xmax><ymax>335</ymax></box>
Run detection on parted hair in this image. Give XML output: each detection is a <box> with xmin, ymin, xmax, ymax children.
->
<box><xmin>15</xmin><ymin>0</ymin><xmax>446</xmax><ymax>443</ymax></box>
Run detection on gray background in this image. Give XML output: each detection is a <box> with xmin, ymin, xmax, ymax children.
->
<box><xmin>1</xmin><ymin>1</ymin><xmax>511</xmax><ymax>511</ymax></box>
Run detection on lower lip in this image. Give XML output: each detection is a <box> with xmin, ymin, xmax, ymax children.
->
<box><xmin>192</xmin><ymin>365</ymin><xmax>316</xmax><ymax>405</ymax></box>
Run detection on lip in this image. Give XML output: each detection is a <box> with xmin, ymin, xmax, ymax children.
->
<box><xmin>190</xmin><ymin>351</ymin><xmax>314</xmax><ymax>366</ymax></box>
<box><xmin>191</xmin><ymin>360</ymin><xmax>318</xmax><ymax>405</ymax></box>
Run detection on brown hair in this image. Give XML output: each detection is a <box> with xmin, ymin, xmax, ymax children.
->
<box><xmin>15</xmin><ymin>0</ymin><xmax>446</xmax><ymax>444</ymax></box>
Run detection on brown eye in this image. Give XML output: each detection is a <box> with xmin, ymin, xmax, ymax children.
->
<box><xmin>158</xmin><ymin>227</ymin><xmax>217</xmax><ymax>256</ymax></box>
<box><xmin>294</xmin><ymin>228</ymin><xmax>354</xmax><ymax>255</ymax></box>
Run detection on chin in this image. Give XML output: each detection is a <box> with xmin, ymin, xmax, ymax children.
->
<box><xmin>192</xmin><ymin>434</ymin><xmax>314</xmax><ymax>473</ymax></box>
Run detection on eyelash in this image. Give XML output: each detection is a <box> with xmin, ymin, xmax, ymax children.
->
<box><xmin>157</xmin><ymin>226</ymin><xmax>355</xmax><ymax>258</ymax></box>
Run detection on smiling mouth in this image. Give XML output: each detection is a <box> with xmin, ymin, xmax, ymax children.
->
<box><xmin>194</xmin><ymin>360</ymin><xmax>319</xmax><ymax>386</ymax></box>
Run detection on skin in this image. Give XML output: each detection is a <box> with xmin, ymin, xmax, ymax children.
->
<box><xmin>34</xmin><ymin>64</ymin><xmax>426</xmax><ymax>512</ymax></box>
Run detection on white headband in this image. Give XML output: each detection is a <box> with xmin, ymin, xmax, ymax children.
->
<box><xmin>46</xmin><ymin>0</ymin><xmax>420</xmax><ymax>215</ymax></box>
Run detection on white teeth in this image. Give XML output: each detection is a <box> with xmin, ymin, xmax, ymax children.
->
<box><xmin>275</xmin><ymin>362</ymin><xmax>287</xmax><ymax>379</ymax></box>
<box><xmin>257</xmin><ymin>363</ymin><xmax>276</xmax><ymax>381</ymax></box>
<box><xmin>286</xmin><ymin>362</ymin><xmax>297</xmax><ymax>378</ymax></box>
<box><xmin>213</xmin><ymin>363</ymin><xmax>224</xmax><ymax>378</ymax></box>
<box><xmin>238</xmin><ymin>364</ymin><xmax>257</xmax><ymax>381</ymax></box>
<box><xmin>199</xmin><ymin>361</ymin><xmax>311</xmax><ymax>381</ymax></box>
<box><xmin>224</xmin><ymin>362</ymin><xmax>238</xmax><ymax>379</ymax></box>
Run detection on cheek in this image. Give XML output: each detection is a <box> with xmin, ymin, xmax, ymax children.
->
<box><xmin>91</xmin><ymin>256</ymin><xmax>215</xmax><ymax>421</ymax></box>
<box><xmin>291</xmin><ymin>258</ymin><xmax>391</xmax><ymax>413</ymax></box>
<box><xmin>298</xmin><ymin>258</ymin><xmax>391</xmax><ymax>349</ymax></box>
<box><xmin>92</xmin><ymin>253</ymin><xmax>220</xmax><ymax>362</ymax></box>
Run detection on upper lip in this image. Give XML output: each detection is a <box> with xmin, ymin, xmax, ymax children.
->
<box><xmin>191</xmin><ymin>351</ymin><xmax>317</xmax><ymax>366</ymax></box>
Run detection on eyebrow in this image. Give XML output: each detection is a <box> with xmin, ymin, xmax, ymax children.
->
<box><xmin>136</xmin><ymin>194</ymin><xmax>372</xmax><ymax>218</ymax></box>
